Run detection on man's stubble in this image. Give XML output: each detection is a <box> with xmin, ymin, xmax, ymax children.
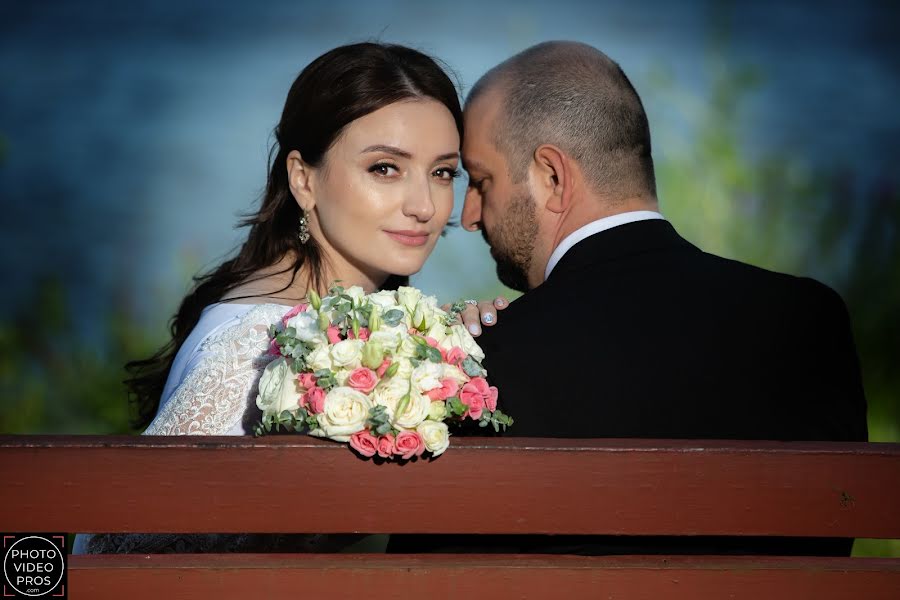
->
<box><xmin>481</xmin><ymin>187</ymin><xmax>539</xmax><ymax>293</ymax></box>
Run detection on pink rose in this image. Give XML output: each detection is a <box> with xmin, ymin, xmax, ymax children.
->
<box><xmin>302</xmin><ymin>386</ymin><xmax>326</xmax><ymax>414</ymax></box>
<box><xmin>349</xmin><ymin>430</ymin><xmax>378</xmax><ymax>458</ymax></box>
<box><xmin>460</xmin><ymin>377</ymin><xmax>493</xmax><ymax>420</ymax></box>
<box><xmin>393</xmin><ymin>430</ymin><xmax>425</xmax><ymax>459</ymax></box>
<box><xmin>297</xmin><ymin>372</ymin><xmax>318</xmax><ymax>391</ymax></box>
<box><xmin>486</xmin><ymin>385</ymin><xmax>499</xmax><ymax>412</ymax></box>
<box><xmin>446</xmin><ymin>347</ymin><xmax>466</xmax><ymax>366</ymax></box>
<box><xmin>376</xmin><ymin>434</ymin><xmax>395</xmax><ymax>458</ymax></box>
<box><xmin>349</xmin><ymin>327</ymin><xmax>370</xmax><ymax>341</ymax></box>
<box><xmin>427</xmin><ymin>378</ymin><xmax>460</xmax><ymax>401</ymax></box>
<box><xmin>376</xmin><ymin>358</ymin><xmax>392</xmax><ymax>378</ymax></box>
<box><xmin>347</xmin><ymin>367</ymin><xmax>378</xmax><ymax>394</ymax></box>
<box><xmin>326</xmin><ymin>325</ymin><xmax>342</xmax><ymax>344</ymax></box>
<box><xmin>267</xmin><ymin>338</ymin><xmax>282</xmax><ymax>357</ymax></box>
<box><xmin>281</xmin><ymin>303</ymin><xmax>308</xmax><ymax>327</ymax></box>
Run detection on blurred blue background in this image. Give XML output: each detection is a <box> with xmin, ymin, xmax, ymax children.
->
<box><xmin>1</xmin><ymin>0</ymin><xmax>898</xmax><ymax>551</ymax></box>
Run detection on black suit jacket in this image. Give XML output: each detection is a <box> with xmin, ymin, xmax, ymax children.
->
<box><xmin>389</xmin><ymin>219</ymin><xmax>868</xmax><ymax>555</ymax></box>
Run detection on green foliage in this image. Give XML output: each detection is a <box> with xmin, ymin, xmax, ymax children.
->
<box><xmin>0</xmin><ymin>279</ymin><xmax>162</xmax><ymax>434</ymax></box>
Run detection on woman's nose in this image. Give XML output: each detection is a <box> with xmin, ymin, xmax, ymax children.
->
<box><xmin>402</xmin><ymin>177</ymin><xmax>437</xmax><ymax>222</ymax></box>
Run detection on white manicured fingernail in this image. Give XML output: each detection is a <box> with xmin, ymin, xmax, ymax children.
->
<box><xmin>468</xmin><ymin>324</ymin><xmax>480</xmax><ymax>335</ymax></box>
<box><xmin>483</xmin><ymin>314</ymin><xmax>494</xmax><ymax>324</ymax></box>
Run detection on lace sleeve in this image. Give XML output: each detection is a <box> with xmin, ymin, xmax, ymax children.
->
<box><xmin>143</xmin><ymin>304</ymin><xmax>287</xmax><ymax>436</ymax></box>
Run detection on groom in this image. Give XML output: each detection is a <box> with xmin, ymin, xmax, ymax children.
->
<box><xmin>390</xmin><ymin>41</ymin><xmax>868</xmax><ymax>556</ymax></box>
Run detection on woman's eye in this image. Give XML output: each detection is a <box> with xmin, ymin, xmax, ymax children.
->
<box><xmin>434</xmin><ymin>167</ymin><xmax>460</xmax><ymax>181</ymax></box>
<box><xmin>369</xmin><ymin>163</ymin><xmax>399</xmax><ymax>176</ymax></box>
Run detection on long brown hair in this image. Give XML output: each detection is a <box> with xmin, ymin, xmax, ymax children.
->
<box><xmin>126</xmin><ymin>43</ymin><xmax>464</xmax><ymax>431</ymax></box>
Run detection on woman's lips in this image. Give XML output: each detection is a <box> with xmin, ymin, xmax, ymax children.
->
<box><xmin>385</xmin><ymin>230</ymin><xmax>430</xmax><ymax>247</ymax></box>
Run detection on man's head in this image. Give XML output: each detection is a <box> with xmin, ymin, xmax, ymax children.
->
<box><xmin>462</xmin><ymin>41</ymin><xmax>658</xmax><ymax>291</ymax></box>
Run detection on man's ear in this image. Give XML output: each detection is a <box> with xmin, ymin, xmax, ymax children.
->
<box><xmin>286</xmin><ymin>150</ymin><xmax>316</xmax><ymax>210</ymax></box>
<box><xmin>530</xmin><ymin>144</ymin><xmax>572</xmax><ymax>214</ymax></box>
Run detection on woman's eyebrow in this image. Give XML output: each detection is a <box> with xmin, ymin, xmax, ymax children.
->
<box><xmin>361</xmin><ymin>144</ymin><xmax>412</xmax><ymax>159</ymax></box>
<box><xmin>360</xmin><ymin>145</ymin><xmax>458</xmax><ymax>163</ymax></box>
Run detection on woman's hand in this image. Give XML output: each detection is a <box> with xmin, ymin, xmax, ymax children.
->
<box><xmin>443</xmin><ymin>297</ymin><xmax>509</xmax><ymax>337</ymax></box>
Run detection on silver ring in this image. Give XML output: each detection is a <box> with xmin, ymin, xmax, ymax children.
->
<box><xmin>464</xmin><ymin>299</ymin><xmax>478</xmax><ymax>306</ymax></box>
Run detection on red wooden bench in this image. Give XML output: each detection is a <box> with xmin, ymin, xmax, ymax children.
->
<box><xmin>2</xmin><ymin>435</ymin><xmax>898</xmax><ymax>599</ymax></box>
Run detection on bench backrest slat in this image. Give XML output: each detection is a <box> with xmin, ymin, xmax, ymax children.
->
<box><xmin>68</xmin><ymin>555</ymin><xmax>900</xmax><ymax>600</ymax></box>
<box><xmin>2</xmin><ymin>435</ymin><xmax>898</xmax><ymax>538</ymax></box>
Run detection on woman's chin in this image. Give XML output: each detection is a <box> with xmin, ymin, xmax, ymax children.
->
<box><xmin>375</xmin><ymin>257</ymin><xmax>428</xmax><ymax>278</ymax></box>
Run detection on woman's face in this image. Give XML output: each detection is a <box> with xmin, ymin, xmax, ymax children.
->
<box><xmin>290</xmin><ymin>98</ymin><xmax>460</xmax><ymax>289</ymax></box>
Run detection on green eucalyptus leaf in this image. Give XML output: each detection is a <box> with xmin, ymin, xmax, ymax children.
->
<box><xmin>383</xmin><ymin>309</ymin><xmax>404</xmax><ymax>326</ymax></box>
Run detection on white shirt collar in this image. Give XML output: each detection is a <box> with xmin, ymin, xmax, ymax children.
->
<box><xmin>543</xmin><ymin>210</ymin><xmax>665</xmax><ymax>280</ymax></box>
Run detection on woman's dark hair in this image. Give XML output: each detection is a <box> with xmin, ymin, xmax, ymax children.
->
<box><xmin>126</xmin><ymin>42</ymin><xmax>464</xmax><ymax>431</ymax></box>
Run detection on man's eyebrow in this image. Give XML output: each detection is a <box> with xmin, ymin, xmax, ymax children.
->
<box><xmin>462</xmin><ymin>158</ymin><xmax>489</xmax><ymax>173</ymax></box>
<box><xmin>361</xmin><ymin>145</ymin><xmax>412</xmax><ymax>159</ymax></box>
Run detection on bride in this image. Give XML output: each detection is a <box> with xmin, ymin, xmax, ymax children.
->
<box><xmin>73</xmin><ymin>42</ymin><xmax>503</xmax><ymax>554</ymax></box>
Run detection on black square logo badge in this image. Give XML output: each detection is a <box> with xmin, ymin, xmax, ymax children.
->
<box><xmin>2</xmin><ymin>533</ymin><xmax>67</xmax><ymax>598</ymax></box>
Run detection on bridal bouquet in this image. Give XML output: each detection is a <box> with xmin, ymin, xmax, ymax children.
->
<box><xmin>254</xmin><ymin>285</ymin><xmax>512</xmax><ymax>460</ymax></box>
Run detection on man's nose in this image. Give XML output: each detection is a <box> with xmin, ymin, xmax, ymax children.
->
<box><xmin>461</xmin><ymin>188</ymin><xmax>482</xmax><ymax>232</ymax></box>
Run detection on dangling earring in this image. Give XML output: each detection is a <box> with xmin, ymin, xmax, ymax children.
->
<box><xmin>298</xmin><ymin>208</ymin><xmax>310</xmax><ymax>244</ymax></box>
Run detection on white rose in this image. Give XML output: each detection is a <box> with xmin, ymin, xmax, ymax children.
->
<box><xmin>373</xmin><ymin>376</ymin><xmax>410</xmax><ymax>418</ymax></box>
<box><xmin>425</xmin><ymin>322</ymin><xmax>449</xmax><ymax>346</ymax></box>
<box><xmin>427</xmin><ymin>400</ymin><xmax>447</xmax><ymax>421</ymax></box>
<box><xmin>333</xmin><ymin>368</ymin><xmax>351</xmax><ymax>387</ymax></box>
<box><xmin>411</xmin><ymin>361</ymin><xmax>444</xmax><ymax>394</ymax></box>
<box><xmin>313</xmin><ymin>387</ymin><xmax>372</xmax><ymax>442</ymax></box>
<box><xmin>368</xmin><ymin>330</ymin><xmax>401</xmax><ymax>353</ymax></box>
<box><xmin>286</xmin><ymin>310</ymin><xmax>326</xmax><ymax>345</ymax></box>
<box><xmin>330</xmin><ymin>339</ymin><xmax>364</xmax><ymax>369</ymax></box>
<box><xmin>397</xmin><ymin>335</ymin><xmax>420</xmax><ymax>359</ymax></box>
<box><xmin>306</xmin><ymin>344</ymin><xmax>333</xmax><ymax>372</ymax></box>
<box><xmin>394</xmin><ymin>391</ymin><xmax>431</xmax><ymax>429</ymax></box>
<box><xmin>367</xmin><ymin>290</ymin><xmax>398</xmax><ymax>310</ymax></box>
<box><xmin>411</xmin><ymin>295</ymin><xmax>441</xmax><ymax>330</ymax></box>
<box><xmin>444</xmin><ymin>324</ymin><xmax>486</xmax><ymax>362</ymax></box>
<box><xmin>372</xmin><ymin>377</ymin><xmax>409</xmax><ymax>408</ymax></box>
<box><xmin>417</xmin><ymin>420</ymin><xmax>450</xmax><ymax>457</ymax></box>
<box><xmin>344</xmin><ymin>285</ymin><xmax>366</xmax><ymax>307</ymax></box>
<box><xmin>397</xmin><ymin>286</ymin><xmax>423</xmax><ymax>313</ymax></box>
<box><xmin>256</xmin><ymin>357</ymin><xmax>299</xmax><ymax>415</ymax></box>
<box><xmin>442</xmin><ymin>363</ymin><xmax>470</xmax><ymax>386</ymax></box>
<box><xmin>392</xmin><ymin>357</ymin><xmax>414</xmax><ymax>380</ymax></box>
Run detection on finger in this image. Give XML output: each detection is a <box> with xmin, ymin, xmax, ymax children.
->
<box><xmin>478</xmin><ymin>300</ymin><xmax>498</xmax><ymax>327</ymax></box>
<box><xmin>493</xmin><ymin>296</ymin><xmax>509</xmax><ymax>311</ymax></box>
<box><xmin>460</xmin><ymin>303</ymin><xmax>482</xmax><ymax>336</ymax></box>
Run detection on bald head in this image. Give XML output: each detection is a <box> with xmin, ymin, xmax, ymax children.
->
<box><xmin>467</xmin><ymin>41</ymin><xmax>656</xmax><ymax>202</ymax></box>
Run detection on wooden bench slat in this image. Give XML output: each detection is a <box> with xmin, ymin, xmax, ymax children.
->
<box><xmin>67</xmin><ymin>554</ymin><xmax>900</xmax><ymax>600</ymax></box>
<box><xmin>2</xmin><ymin>435</ymin><xmax>898</xmax><ymax>537</ymax></box>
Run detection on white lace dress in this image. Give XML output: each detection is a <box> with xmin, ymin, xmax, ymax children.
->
<box><xmin>72</xmin><ymin>303</ymin><xmax>359</xmax><ymax>554</ymax></box>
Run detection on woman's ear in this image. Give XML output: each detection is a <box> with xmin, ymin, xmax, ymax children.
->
<box><xmin>286</xmin><ymin>150</ymin><xmax>316</xmax><ymax>210</ymax></box>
